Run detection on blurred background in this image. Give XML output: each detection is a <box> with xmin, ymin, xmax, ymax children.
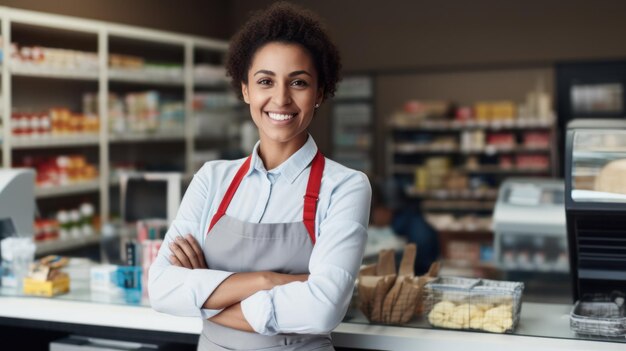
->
<box><xmin>3</xmin><ymin>0</ymin><xmax>626</xmax><ymax>305</ymax></box>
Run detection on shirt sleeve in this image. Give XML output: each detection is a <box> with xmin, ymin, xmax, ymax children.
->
<box><xmin>240</xmin><ymin>171</ymin><xmax>371</xmax><ymax>335</ymax></box>
<box><xmin>148</xmin><ymin>164</ymin><xmax>235</xmax><ymax>318</ymax></box>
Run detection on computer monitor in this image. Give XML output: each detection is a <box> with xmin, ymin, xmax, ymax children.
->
<box><xmin>119</xmin><ymin>172</ymin><xmax>182</xmax><ymax>224</ymax></box>
<box><xmin>0</xmin><ymin>169</ymin><xmax>35</xmax><ymax>239</ymax></box>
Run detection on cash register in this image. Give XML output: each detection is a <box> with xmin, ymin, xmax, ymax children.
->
<box><xmin>0</xmin><ymin>169</ymin><xmax>35</xmax><ymax>240</ymax></box>
<box><xmin>493</xmin><ymin>178</ymin><xmax>568</xmax><ymax>274</ymax></box>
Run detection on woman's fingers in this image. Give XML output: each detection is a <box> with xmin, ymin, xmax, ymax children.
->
<box><xmin>170</xmin><ymin>254</ymin><xmax>183</xmax><ymax>267</ymax></box>
<box><xmin>174</xmin><ymin>236</ymin><xmax>202</xmax><ymax>269</ymax></box>
<box><xmin>185</xmin><ymin>234</ymin><xmax>207</xmax><ymax>268</ymax></box>
<box><xmin>169</xmin><ymin>240</ymin><xmax>193</xmax><ymax>268</ymax></box>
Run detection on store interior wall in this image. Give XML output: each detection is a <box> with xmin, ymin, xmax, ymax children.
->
<box><xmin>0</xmin><ymin>0</ymin><xmax>232</xmax><ymax>39</ymax></box>
<box><xmin>4</xmin><ymin>0</ymin><xmax>626</xmax><ymax>174</ymax></box>
<box><xmin>230</xmin><ymin>0</ymin><xmax>626</xmax><ymax>176</ymax></box>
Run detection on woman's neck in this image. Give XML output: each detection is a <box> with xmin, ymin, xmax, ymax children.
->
<box><xmin>258</xmin><ymin>133</ymin><xmax>308</xmax><ymax>170</ymax></box>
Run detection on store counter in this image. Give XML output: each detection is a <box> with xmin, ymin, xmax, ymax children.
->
<box><xmin>1</xmin><ymin>281</ymin><xmax>625</xmax><ymax>351</ymax></box>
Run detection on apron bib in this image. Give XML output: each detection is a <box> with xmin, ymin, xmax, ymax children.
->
<box><xmin>198</xmin><ymin>152</ymin><xmax>334</xmax><ymax>351</ymax></box>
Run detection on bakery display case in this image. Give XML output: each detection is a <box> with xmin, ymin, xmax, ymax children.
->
<box><xmin>565</xmin><ymin>119</ymin><xmax>626</xmax><ymax>335</ymax></box>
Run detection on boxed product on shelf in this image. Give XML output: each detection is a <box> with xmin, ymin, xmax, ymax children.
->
<box><xmin>474</xmin><ymin>101</ymin><xmax>516</xmax><ymax>121</ymax></box>
<box><xmin>522</xmin><ymin>131</ymin><xmax>551</xmax><ymax>148</ymax></box>
<box><xmin>109</xmin><ymin>53</ymin><xmax>183</xmax><ymax>82</ymax></box>
<box><xmin>391</xmin><ymin>100</ymin><xmax>452</xmax><ymax>126</ymax></box>
<box><xmin>11</xmin><ymin>108</ymin><xmax>99</xmax><ymax>138</ymax></box>
<box><xmin>16</xmin><ymin>154</ymin><xmax>99</xmax><ymax>187</ymax></box>
<box><xmin>424</xmin><ymin>277</ymin><xmax>524</xmax><ymax>333</ymax></box>
<box><xmin>194</xmin><ymin>64</ymin><xmax>228</xmax><ymax>86</ymax></box>
<box><xmin>425</xmin><ymin>213</ymin><xmax>493</xmax><ymax>232</ymax></box>
<box><xmin>193</xmin><ymin>92</ymin><xmax>239</xmax><ymax>110</ymax></box>
<box><xmin>486</xmin><ymin>132</ymin><xmax>516</xmax><ymax>149</ymax></box>
<box><xmin>84</xmin><ymin>91</ymin><xmax>185</xmax><ymax>134</ymax></box>
<box><xmin>515</xmin><ymin>154</ymin><xmax>549</xmax><ymax>169</ymax></box>
<box><xmin>109</xmin><ymin>54</ymin><xmax>144</xmax><ymax>69</ymax></box>
<box><xmin>34</xmin><ymin>219</ymin><xmax>60</xmax><ymax>242</ymax></box>
<box><xmin>11</xmin><ymin>42</ymin><xmax>98</xmax><ymax>70</ymax></box>
<box><xmin>460</xmin><ymin>130</ymin><xmax>485</xmax><ymax>152</ymax></box>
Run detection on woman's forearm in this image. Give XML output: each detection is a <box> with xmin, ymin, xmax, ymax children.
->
<box><xmin>209</xmin><ymin>303</ymin><xmax>254</xmax><ymax>332</ymax></box>
<box><xmin>203</xmin><ymin>272</ymin><xmax>308</xmax><ymax>310</ymax></box>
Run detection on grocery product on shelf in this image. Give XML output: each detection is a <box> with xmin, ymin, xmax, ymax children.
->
<box><xmin>108</xmin><ymin>53</ymin><xmax>184</xmax><ymax>82</ymax></box>
<box><xmin>194</xmin><ymin>64</ymin><xmax>228</xmax><ymax>86</ymax></box>
<box><xmin>10</xmin><ymin>42</ymin><xmax>98</xmax><ymax>72</ymax></box>
<box><xmin>11</xmin><ymin>108</ymin><xmax>99</xmax><ymax>138</ymax></box>
<box><xmin>15</xmin><ymin>155</ymin><xmax>98</xmax><ymax>188</ymax></box>
<box><xmin>34</xmin><ymin>202</ymin><xmax>96</xmax><ymax>242</ymax></box>
<box><xmin>83</xmin><ymin>91</ymin><xmax>184</xmax><ymax>134</ymax></box>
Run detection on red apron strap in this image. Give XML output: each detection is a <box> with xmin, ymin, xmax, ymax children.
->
<box><xmin>303</xmin><ymin>151</ymin><xmax>325</xmax><ymax>245</ymax></box>
<box><xmin>207</xmin><ymin>156</ymin><xmax>252</xmax><ymax>235</ymax></box>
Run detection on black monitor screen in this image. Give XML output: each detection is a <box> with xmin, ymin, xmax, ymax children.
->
<box><xmin>124</xmin><ymin>178</ymin><xmax>167</xmax><ymax>221</ymax></box>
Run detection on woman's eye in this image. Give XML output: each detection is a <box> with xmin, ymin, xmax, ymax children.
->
<box><xmin>257</xmin><ymin>79</ymin><xmax>272</xmax><ymax>86</ymax></box>
<box><xmin>291</xmin><ymin>80</ymin><xmax>308</xmax><ymax>87</ymax></box>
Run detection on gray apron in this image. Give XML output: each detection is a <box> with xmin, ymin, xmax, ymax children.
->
<box><xmin>198</xmin><ymin>153</ymin><xmax>334</xmax><ymax>351</ymax></box>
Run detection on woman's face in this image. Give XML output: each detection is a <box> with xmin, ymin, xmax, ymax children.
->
<box><xmin>242</xmin><ymin>42</ymin><xmax>323</xmax><ymax>146</ymax></box>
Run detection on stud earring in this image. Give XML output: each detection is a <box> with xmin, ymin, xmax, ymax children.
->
<box><xmin>314</xmin><ymin>103</ymin><xmax>320</xmax><ymax>109</ymax></box>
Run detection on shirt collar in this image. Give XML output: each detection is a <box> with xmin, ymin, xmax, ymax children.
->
<box><xmin>245</xmin><ymin>134</ymin><xmax>319</xmax><ymax>184</ymax></box>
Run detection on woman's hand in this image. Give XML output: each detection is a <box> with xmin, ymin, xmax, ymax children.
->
<box><xmin>169</xmin><ymin>234</ymin><xmax>207</xmax><ymax>269</ymax></box>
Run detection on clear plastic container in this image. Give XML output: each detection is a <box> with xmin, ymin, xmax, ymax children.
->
<box><xmin>570</xmin><ymin>296</ymin><xmax>626</xmax><ymax>337</ymax></box>
<box><xmin>424</xmin><ymin>276</ymin><xmax>524</xmax><ymax>333</ymax></box>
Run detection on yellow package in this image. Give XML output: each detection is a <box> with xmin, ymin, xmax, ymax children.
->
<box><xmin>23</xmin><ymin>274</ymin><xmax>70</xmax><ymax>297</ymax></box>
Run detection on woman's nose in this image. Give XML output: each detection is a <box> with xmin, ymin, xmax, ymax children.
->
<box><xmin>273</xmin><ymin>84</ymin><xmax>292</xmax><ymax>106</ymax></box>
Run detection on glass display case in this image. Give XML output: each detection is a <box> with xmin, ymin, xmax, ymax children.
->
<box><xmin>571</xmin><ymin>128</ymin><xmax>626</xmax><ymax>203</ymax></box>
<box><xmin>565</xmin><ymin>119</ymin><xmax>626</xmax><ymax>302</ymax></box>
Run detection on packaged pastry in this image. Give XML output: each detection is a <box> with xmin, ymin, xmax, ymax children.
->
<box><xmin>424</xmin><ymin>277</ymin><xmax>524</xmax><ymax>333</ymax></box>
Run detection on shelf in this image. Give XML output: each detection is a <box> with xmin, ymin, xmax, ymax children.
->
<box><xmin>422</xmin><ymin>200</ymin><xmax>495</xmax><ymax>211</ymax></box>
<box><xmin>109</xmin><ymin>131</ymin><xmax>185</xmax><ymax>143</ymax></box>
<box><xmin>393</xmin><ymin>143</ymin><xmax>551</xmax><ymax>155</ymax></box>
<box><xmin>35</xmin><ymin>234</ymin><xmax>101</xmax><ymax>256</ymax></box>
<box><xmin>109</xmin><ymin>69</ymin><xmax>184</xmax><ymax>86</ymax></box>
<box><xmin>194</xmin><ymin>81</ymin><xmax>229</xmax><ymax>89</ymax></box>
<box><xmin>11</xmin><ymin>64</ymin><xmax>99</xmax><ymax>81</ymax></box>
<box><xmin>35</xmin><ymin>179</ymin><xmax>100</xmax><ymax>198</ymax></box>
<box><xmin>462</xmin><ymin>166</ymin><xmax>550</xmax><ymax>174</ymax></box>
<box><xmin>393</xmin><ymin>164</ymin><xmax>550</xmax><ymax>175</ymax></box>
<box><xmin>390</xmin><ymin>118</ymin><xmax>554</xmax><ymax>131</ymax></box>
<box><xmin>11</xmin><ymin>134</ymin><xmax>99</xmax><ymax>149</ymax></box>
<box><xmin>406</xmin><ymin>187</ymin><xmax>498</xmax><ymax>200</ymax></box>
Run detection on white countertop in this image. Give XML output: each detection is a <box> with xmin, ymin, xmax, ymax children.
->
<box><xmin>2</xmin><ymin>293</ymin><xmax>626</xmax><ymax>351</ymax></box>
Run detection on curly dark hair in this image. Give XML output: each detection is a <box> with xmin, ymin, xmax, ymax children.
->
<box><xmin>225</xmin><ymin>2</ymin><xmax>341</xmax><ymax>102</ymax></box>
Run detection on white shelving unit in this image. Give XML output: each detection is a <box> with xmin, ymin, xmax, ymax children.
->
<box><xmin>35</xmin><ymin>179</ymin><xmax>101</xmax><ymax>199</ymax></box>
<box><xmin>0</xmin><ymin>7</ymin><xmax>231</xmax><ymax>231</ymax></box>
<box><xmin>11</xmin><ymin>134</ymin><xmax>100</xmax><ymax>148</ymax></box>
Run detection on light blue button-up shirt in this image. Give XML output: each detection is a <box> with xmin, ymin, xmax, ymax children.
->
<box><xmin>149</xmin><ymin>135</ymin><xmax>371</xmax><ymax>335</ymax></box>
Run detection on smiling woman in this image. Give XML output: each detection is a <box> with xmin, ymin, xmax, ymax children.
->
<box><xmin>148</xmin><ymin>3</ymin><xmax>371</xmax><ymax>351</ymax></box>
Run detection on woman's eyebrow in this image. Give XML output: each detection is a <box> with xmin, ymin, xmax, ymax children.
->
<box><xmin>289</xmin><ymin>70</ymin><xmax>312</xmax><ymax>77</ymax></box>
<box><xmin>254</xmin><ymin>69</ymin><xmax>275</xmax><ymax>76</ymax></box>
<box><xmin>253</xmin><ymin>69</ymin><xmax>312</xmax><ymax>77</ymax></box>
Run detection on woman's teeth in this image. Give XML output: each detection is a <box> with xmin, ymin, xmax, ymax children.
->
<box><xmin>267</xmin><ymin>112</ymin><xmax>296</xmax><ymax>121</ymax></box>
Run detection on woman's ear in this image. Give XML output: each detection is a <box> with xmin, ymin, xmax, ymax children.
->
<box><xmin>316</xmin><ymin>88</ymin><xmax>324</xmax><ymax>106</ymax></box>
<box><xmin>241</xmin><ymin>82</ymin><xmax>250</xmax><ymax>104</ymax></box>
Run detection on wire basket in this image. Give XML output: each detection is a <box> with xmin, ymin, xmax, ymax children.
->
<box><xmin>424</xmin><ymin>276</ymin><xmax>524</xmax><ymax>333</ymax></box>
<box><xmin>570</xmin><ymin>295</ymin><xmax>626</xmax><ymax>337</ymax></box>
